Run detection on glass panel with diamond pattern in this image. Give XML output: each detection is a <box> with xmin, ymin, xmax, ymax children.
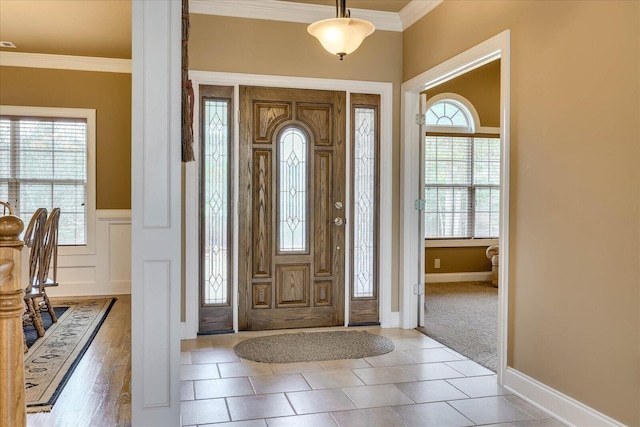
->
<box><xmin>203</xmin><ymin>99</ymin><xmax>230</xmax><ymax>305</ymax></box>
<box><xmin>278</xmin><ymin>127</ymin><xmax>308</xmax><ymax>252</ymax></box>
<box><xmin>353</xmin><ymin>108</ymin><xmax>376</xmax><ymax>298</ymax></box>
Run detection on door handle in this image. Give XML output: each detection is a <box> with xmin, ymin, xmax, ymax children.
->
<box><xmin>333</xmin><ymin>217</ymin><xmax>344</xmax><ymax>226</ymax></box>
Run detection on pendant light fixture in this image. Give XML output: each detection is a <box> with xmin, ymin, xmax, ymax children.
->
<box><xmin>307</xmin><ymin>0</ymin><xmax>375</xmax><ymax>60</ymax></box>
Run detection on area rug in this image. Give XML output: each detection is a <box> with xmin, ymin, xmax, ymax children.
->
<box><xmin>420</xmin><ymin>281</ymin><xmax>497</xmax><ymax>372</ymax></box>
<box><xmin>24</xmin><ymin>307</ymin><xmax>69</xmax><ymax>348</ymax></box>
<box><xmin>234</xmin><ymin>330</ymin><xmax>394</xmax><ymax>363</ymax></box>
<box><xmin>24</xmin><ymin>298</ymin><xmax>116</xmax><ymax>413</ymax></box>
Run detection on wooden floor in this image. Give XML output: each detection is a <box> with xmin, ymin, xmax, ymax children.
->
<box><xmin>27</xmin><ymin>295</ymin><xmax>131</xmax><ymax>427</ymax></box>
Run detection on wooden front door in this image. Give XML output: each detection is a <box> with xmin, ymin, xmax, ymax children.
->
<box><xmin>239</xmin><ymin>86</ymin><xmax>346</xmax><ymax>330</ymax></box>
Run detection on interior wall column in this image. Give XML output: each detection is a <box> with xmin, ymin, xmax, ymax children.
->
<box><xmin>131</xmin><ymin>0</ymin><xmax>182</xmax><ymax>425</ymax></box>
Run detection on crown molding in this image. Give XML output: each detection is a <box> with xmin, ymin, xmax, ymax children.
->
<box><xmin>0</xmin><ymin>51</ymin><xmax>131</xmax><ymax>73</ymax></box>
<box><xmin>399</xmin><ymin>0</ymin><xmax>443</xmax><ymax>30</ymax></box>
<box><xmin>190</xmin><ymin>0</ymin><xmax>403</xmax><ymax>32</ymax></box>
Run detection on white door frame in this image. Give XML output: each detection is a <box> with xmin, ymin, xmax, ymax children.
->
<box><xmin>400</xmin><ymin>30</ymin><xmax>511</xmax><ymax>383</ymax></box>
<box><xmin>185</xmin><ymin>71</ymin><xmax>394</xmax><ymax>338</ymax></box>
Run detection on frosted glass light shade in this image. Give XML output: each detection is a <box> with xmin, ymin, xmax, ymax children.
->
<box><xmin>307</xmin><ymin>18</ymin><xmax>375</xmax><ymax>59</ymax></box>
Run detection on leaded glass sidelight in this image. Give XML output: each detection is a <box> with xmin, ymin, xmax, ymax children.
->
<box><xmin>278</xmin><ymin>127</ymin><xmax>308</xmax><ymax>252</ymax></box>
<box><xmin>353</xmin><ymin>108</ymin><xmax>376</xmax><ymax>298</ymax></box>
<box><xmin>203</xmin><ymin>99</ymin><xmax>230</xmax><ymax>305</ymax></box>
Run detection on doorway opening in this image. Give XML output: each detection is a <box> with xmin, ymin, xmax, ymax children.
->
<box><xmin>400</xmin><ymin>30</ymin><xmax>510</xmax><ymax>382</ymax></box>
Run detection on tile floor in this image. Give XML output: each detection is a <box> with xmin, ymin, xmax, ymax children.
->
<box><xmin>180</xmin><ymin>327</ymin><xmax>565</xmax><ymax>427</ymax></box>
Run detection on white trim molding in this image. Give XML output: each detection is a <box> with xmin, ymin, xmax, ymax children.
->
<box><xmin>425</xmin><ymin>238</ymin><xmax>498</xmax><ymax>248</ymax></box>
<box><xmin>398</xmin><ymin>0</ymin><xmax>443</xmax><ymax>30</ymax></box>
<box><xmin>0</xmin><ymin>51</ymin><xmax>131</xmax><ymax>73</ymax></box>
<box><xmin>503</xmin><ymin>368</ymin><xmax>627</xmax><ymax>427</ymax></box>
<box><xmin>191</xmin><ymin>0</ymin><xmax>403</xmax><ymax>31</ymax></box>
<box><xmin>186</xmin><ymin>70</ymin><xmax>394</xmax><ymax>338</ymax></box>
<box><xmin>190</xmin><ymin>0</ymin><xmax>444</xmax><ymax>32</ymax></box>
<box><xmin>425</xmin><ymin>272</ymin><xmax>492</xmax><ymax>283</ymax></box>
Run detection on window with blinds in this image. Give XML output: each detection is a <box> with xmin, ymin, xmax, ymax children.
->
<box><xmin>423</xmin><ymin>97</ymin><xmax>500</xmax><ymax>240</ymax></box>
<box><xmin>424</xmin><ymin>135</ymin><xmax>500</xmax><ymax>239</ymax></box>
<box><xmin>0</xmin><ymin>115</ymin><xmax>88</xmax><ymax>245</ymax></box>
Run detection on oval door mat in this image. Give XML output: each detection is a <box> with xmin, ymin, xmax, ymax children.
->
<box><xmin>233</xmin><ymin>330</ymin><xmax>394</xmax><ymax>363</ymax></box>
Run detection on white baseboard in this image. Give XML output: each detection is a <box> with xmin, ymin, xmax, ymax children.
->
<box><xmin>503</xmin><ymin>367</ymin><xmax>626</xmax><ymax>427</ymax></box>
<box><xmin>425</xmin><ymin>271</ymin><xmax>491</xmax><ymax>283</ymax></box>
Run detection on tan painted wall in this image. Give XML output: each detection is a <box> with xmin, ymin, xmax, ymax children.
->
<box><xmin>0</xmin><ymin>66</ymin><xmax>131</xmax><ymax>210</ymax></box>
<box><xmin>424</xmin><ymin>59</ymin><xmax>501</xmax><ymax>128</ymax></box>
<box><xmin>405</xmin><ymin>1</ymin><xmax>639</xmax><ymax>424</ymax></box>
<box><xmin>425</xmin><ymin>246</ymin><xmax>491</xmax><ymax>274</ymax></box>
<box><xmin>190</xmin><ymin>14</ymin><xmax>403</xmax><ymax>311</ymax></box>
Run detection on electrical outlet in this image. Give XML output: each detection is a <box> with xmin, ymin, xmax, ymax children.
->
<box><xmin>434</xmin><ymin>259</ymin><xmax>440</xmax><ymax>269</ymax></box>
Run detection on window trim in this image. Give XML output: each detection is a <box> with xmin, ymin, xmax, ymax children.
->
<box><xmin>0</xmin><ymin>105</ymin><xmax>96</xmax><ymax>256</ymax></box>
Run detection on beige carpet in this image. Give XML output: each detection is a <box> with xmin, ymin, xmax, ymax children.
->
<box><xmin>420</xmin><ymin>281</ymin><xmax>497</xmax><ymax>372</ymax></box>
<box><xmin>234</xmin><ymin>330</ymin><xmax>394</xmax><ymax>363</ymax></box>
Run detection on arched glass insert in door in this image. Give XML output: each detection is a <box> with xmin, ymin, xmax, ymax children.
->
<box><xmin>278</xmin><ymin>127</ymin><xmax>308</xmax><ymax>252</ymax></box>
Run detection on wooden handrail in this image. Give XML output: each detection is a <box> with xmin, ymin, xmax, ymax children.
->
<box><xmin>0</xmin><ymin>210</ymin><xmax>26</xmax><ymax>427</ymax></box>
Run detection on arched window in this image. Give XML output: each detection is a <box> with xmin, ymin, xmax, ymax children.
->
<box><xmin>423</xmin><ymin>94</ymin><xmax>500</xmax><ymax>239</ymax></box>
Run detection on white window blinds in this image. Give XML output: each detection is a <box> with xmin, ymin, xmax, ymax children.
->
<box><xmin>0</xmin><ymin>116</ymin><xmax>88</xmax><ymax>245</ymax></box>
<box><xmin>424</xmin><ymin>135</ymin><xmax>500</xmax><ymax>239</ymax></box>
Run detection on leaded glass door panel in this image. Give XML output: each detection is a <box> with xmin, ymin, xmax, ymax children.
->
<box><xmin>199</xmin><ymin>85</ymin><xmax>234</xmax><ymax>333</ymax></box>
<box><xmin>239</xmin><ymin>86</ymin><xmax>346</xmax><ymax>330</ymax></box>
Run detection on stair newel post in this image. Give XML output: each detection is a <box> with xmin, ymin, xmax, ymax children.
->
<box><xmin>0</xmin><ymin>211</ymin><xmax>26</xmax><ymax>427</ymax></box>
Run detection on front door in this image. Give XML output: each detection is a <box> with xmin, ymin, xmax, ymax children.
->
<box><xmin>238</xmin><ymin>86</ymin><xmax>346</xmax><ymax>330</ymax></box>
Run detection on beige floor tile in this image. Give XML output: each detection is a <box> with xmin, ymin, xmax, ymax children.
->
<box><xmin>249</xmin><ymin>373</ymin><xmax>311</xmax><ymax>394</ymax></box>
<box><xmin>219</xmin><ymin>361</ymin><xmax>274</xmax><ymax>378</ymax></box>
<box><xmin>227</xmin><ymin>393</ymin><xmax>295</xmax><ymax>421</ymax></box>
<box><xmin>180</xmin><ymin>363</ymin><xmax>220</xmax><ymax>381</ymax></box>
<box><xmin>286</xmin><ymin>389</ymin><xmax>356</xmax><ymax>414</ymax></box>
<box><xmin>401</xmin><ymin>362</ymin><xmax>466</xmax><ymax>381</ymax></box>
<box><xmin>200</xmin><ymin>421</ymin><xmax>267</xmax><ymax>427</ymax></box>
<box><xmin>404</xmin><ymin>335</ymin><xmax>446</xmax><ymax>349</ymax></box>
<box><xmin>352</xmin><ymin>366</ymin><xmax>417</xmax><ymax>385</ymax></box>
<box><xmin>395</xmin><ymin>379</ymin><xmax>469</xmax><ymax>403</ymax></box>
<box><xmin>195</xmin><ymin>377</ymin><xmax>255</xmax><ymax>399</ymax></box>
<box><xmin>269</xmin><ymin>361</ymin><xmax>324</xmax><ymax>375</ymax></box>
<box><xmin>404</xmin><ymin>347</ymin><xmax>464</xmax><ymax>363</ymax></box>
<box><xmin>317</xmin><ymin>358</ymin><xmax>371</xmax><ymax>370</ymax></box>
<box><xmin>392</xmin><ymin>401</ymin><xmax>474</xmax><ymax>427</ymax></box>
<box><xmin>266</xmin><ymin>413</ymin><xmax>338</xmax><ymax>426</ymax></box>
<box><xmin>181</xmin><ymin>398</ymin><xmax>230</xmax><ymax>425</ymax></box>
<box><xmin>330</xmin><ymin>407</ymin><xmax>407</xmax><ymax>427</ymax></box>
<box><xmin>302</xmin><ymin>369</ymin><xmax>365</xmax><ymax>389</ymax></box>
<box><xmin>370</xmin><ymin>328</ymin><xmax>423</xmax><ymax>338</ymax></box>
<box><xmin>190</xmin><ymin>348</ymin><xmax>241</xmax><ymax>364</ymax></box>
<box><xmin>364</xmin><ymin>351</ymin><xmax>420</xmax><ymax>367</ymax></box>
<box><xmin>448</xmin><ymin>396</ymin><xmax>536</xmax><ymax>425</ymax></box>
<box><xmin>447</xmin><ymin>376</ymin><xmax>510</xmax><ymax>398</ymax></box>
<box><xmin>503</xmin><ymin>395</ymin><xmax>558</xmax><ymax>420</ymax></box>
<box><xmin>341</xmin><ymin>384</ymin><xmax>414</xmax><ymax>408</ymax></box>
<box><xmin>446</xmin><ymin>360</ymin><xmax>495</xmax><ymax>376</ymax></box>
<box><xmin>180</xmin><ymin>381</ymin><xmax>195</xmax><ymax>401</ymax></box>
<box><xmin>511</xmin><ymin>418</ymin><xmax>567</xmax><ymax>426</ymax></box>
<box><xmin>387</xmin><ymin>338</ymin><xmax>421</xmax><ymax>350</ymax></box>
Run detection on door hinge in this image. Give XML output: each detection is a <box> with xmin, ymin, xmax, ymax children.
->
<box><xmin>413</xmin><ymin>284</ymin><xmax>424</xmax><ymax>295</ymax></box>
<box><xmin>414</xmin><ymin>199</ymin><xmax>426</xmax><ymax>211</ymax></box>
<box><xmin>415</xmin><ymin>113</ymin><xmax>425</xmax><ymax>126</ymax></box>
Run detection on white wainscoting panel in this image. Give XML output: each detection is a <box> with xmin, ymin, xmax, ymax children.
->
<box><xmin>42</xmin><ymin>209</ymin><xmax>131</xmax><ymax>297</ymax></box>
